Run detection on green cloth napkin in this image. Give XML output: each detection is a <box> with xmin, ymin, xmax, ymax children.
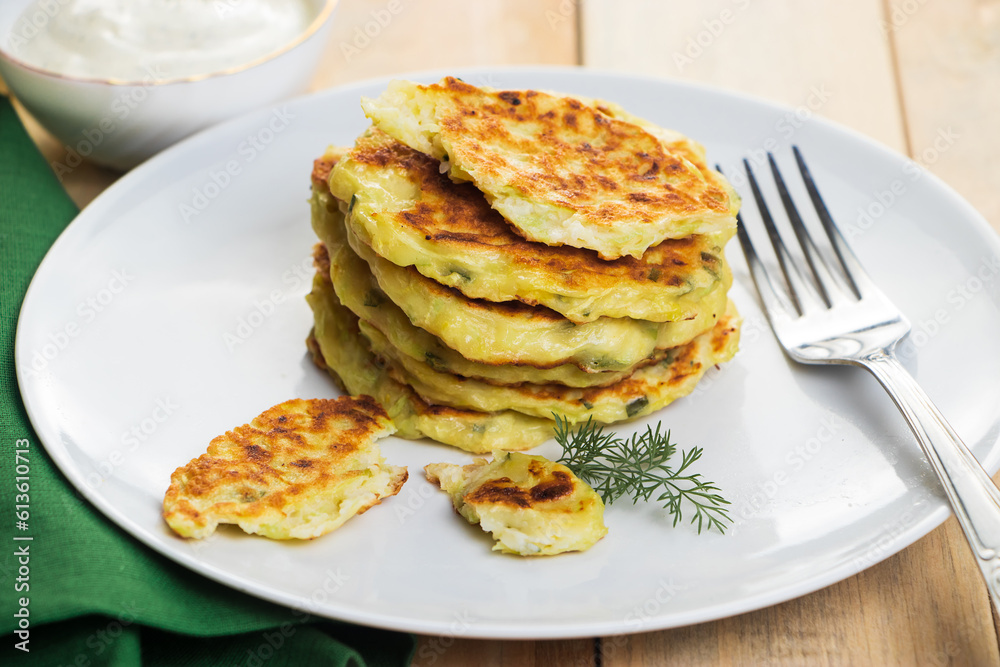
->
<box><xmin>0</xmin><ymin>97</ymin><xmax>416</xmax><ymax>667</ymax></box>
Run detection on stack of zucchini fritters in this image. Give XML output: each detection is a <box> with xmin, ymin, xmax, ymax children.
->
<box><xmin>306</xmin><ymin>77</ymin><xmax>741</xmax><ymax>454</ymax></box>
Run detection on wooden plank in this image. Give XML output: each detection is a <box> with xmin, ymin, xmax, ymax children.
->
<box><xmin>888</xmin><ymin>0</ymin><xmax>1000</xmax><ymax>231</ymax></box>
<box><xmin>601</xmin><ymin>517</ymin><xmax>998</xmax><ymax>666</ymax></box>
<box><xmin>889</xmin><ymin>0</ymin><xmax>1000</xmax><ymax>648</ymax></box>
<box><xmin>581</xmin><ymin>0</ymin><xmax>907</xmax><ymax>152</ymax></box>
<box><xmin>312</xmin><ymin>0</ymin><xmax>579</xmax><ymax>89</ymax></box>
<box><xmin>412</xmin><ymin>637</ymin><xmax>595</xmax><ymax>667</ymax></box>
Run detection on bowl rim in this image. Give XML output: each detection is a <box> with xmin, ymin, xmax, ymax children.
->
<box><xmin>0</xmin><ymin>0</ymin><xmax>338</xmax><ymax>86</ymax></box>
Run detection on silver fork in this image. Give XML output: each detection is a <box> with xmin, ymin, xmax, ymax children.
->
<box><xmin>731</xmin><ymin>148</ymin><xmax>1000</xmax><ymax>612</ymax></box>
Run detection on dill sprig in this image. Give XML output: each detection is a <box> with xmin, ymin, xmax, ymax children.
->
<box><xmin>554</xmin><ymin>415</ymin><xmax>732</xmax><ymax>534</ymax></box>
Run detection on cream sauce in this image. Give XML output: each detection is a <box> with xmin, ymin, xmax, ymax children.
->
<box><xmin>10</xmin><ymin>0</ymin><xmax>317</xmax><ymax>81</ymax></box>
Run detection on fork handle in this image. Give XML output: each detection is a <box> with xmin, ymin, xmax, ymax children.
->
<box><xmin>864</xmin><ymin>351</ymin><xmax>1000</xmax><ymax>610</ymax></box>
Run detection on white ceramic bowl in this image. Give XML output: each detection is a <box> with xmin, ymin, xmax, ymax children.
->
<box><xmin>0</xmin><ymin>0</ymin><xmax>338</xmax><ymax>170</ymax></box>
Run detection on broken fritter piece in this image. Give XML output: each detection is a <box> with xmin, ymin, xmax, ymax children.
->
<box><xmin>163</xmin><ymin>396</ymin><xmax>406</xmax><ymax>540</ymax></box>
<box><xmin>425</xmin><ymin>452</ymin><xmax>607</xmax><ymax>556</ymax></box>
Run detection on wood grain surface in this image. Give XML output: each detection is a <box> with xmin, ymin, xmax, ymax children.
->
<box><xmin>11</xmin><ymin>0</ymin><xmax>1000</xmax><ymax>664</ymax></box>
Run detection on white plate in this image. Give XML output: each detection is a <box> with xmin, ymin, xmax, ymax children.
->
<box><xmin>17</xmin><ymin>67</ymin><xmax>1000</xmax><ymax>639</ymax></box>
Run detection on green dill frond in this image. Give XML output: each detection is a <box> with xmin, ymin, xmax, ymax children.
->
<box><xmin>553</xmin><ymin>415</ymin><xmax>731</xmax><ymax>534</ymax></box>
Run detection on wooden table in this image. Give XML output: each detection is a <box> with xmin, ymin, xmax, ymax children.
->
<box><xmin>13</xmin><ymin>1</ymin><xmax>1000</xmax><ymax>664</ymax></box>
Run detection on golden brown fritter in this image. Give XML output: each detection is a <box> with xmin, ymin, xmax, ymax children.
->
<box><xmin>361</xmin><ymin>77</ymin><xmax>738</xmax><ymax>259</ymax></box>
<box><xmin>305</xmin><ymin>268</ymin><xmax>557</xmax><ymax>453</ymax></box>
<box><xmin>364</xmin><ymin>298</ymin><xmax>741</xmax><ymax>423</ymax></box>
<box><xmin>310</xmin><ymin>178</ymin><xmax>729</xmax><ymax>373</ymax></box>
<box><xmin>425</xmin><ymin>452</ymin><xmax>607</xmax><ymax>555</ymax></box>
<box><xmin>163</xmin><ymin>397</ymin><xmax>406</xmax><ymax>539</ymax></box>
<box><xmin>330</xmin><ymin>128</ymin><xmax>732</xmax><ymax>323</ymax></box>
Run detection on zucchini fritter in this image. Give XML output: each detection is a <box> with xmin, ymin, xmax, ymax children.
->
<box><xmin>310</xmin><ymin>178</ymin><xmax>729</xmax><ymax>373</ymax></box>
<box><xmin>320</xmin><ymin>238</ymin><xmax>649</xmax><ymax>388</ymax></box>
<box><xmin>361</xmin><ymin>77</ymin><xmax>738</xmax><ymax>260</ymax></box>
<box><xmin>306</xmin><ymin>270</ymin><xmax>556</xmax><ymax>453</ymax></box>
<box><xmin>330</xmin><ymin>128</ymin><xmax>733</xmax><ymax>323</ymax></box>
<box><xmin>425</xmin><ymin>452</ymin><xmax>607</xmax><ymax>556</ymax></box>
<box><xmin>163</xmin><ymin>397</ymin><xmax>406</xmax><ymax>540</ymax></box>
<box><xmin>364</xmin><ymin>300</ymin><xmax>741</xmax><ymax>423</ymax></box>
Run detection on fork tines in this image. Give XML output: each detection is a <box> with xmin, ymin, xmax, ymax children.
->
<box><xmin>731</xmin><ymin>148</ymin><xmax>881</xmax><ymax>320</ymax></box>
